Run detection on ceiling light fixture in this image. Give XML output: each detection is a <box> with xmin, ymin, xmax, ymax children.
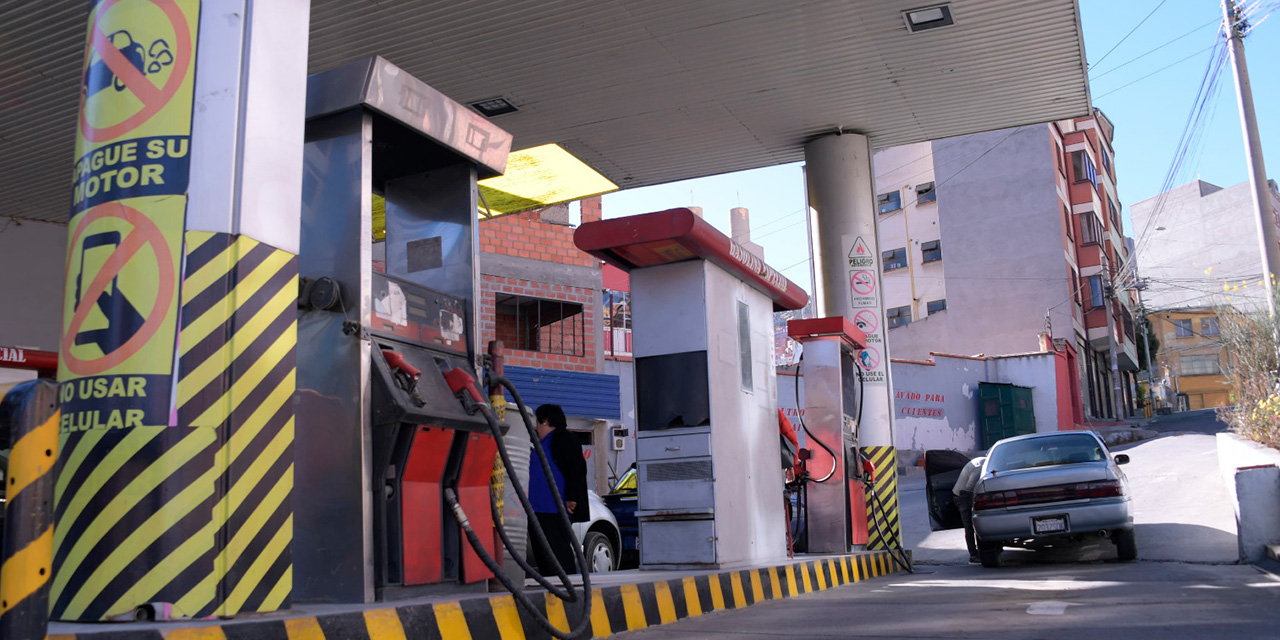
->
<box><xmin>904</xmin><ymin>5</ymin><xmax>955</xmax><ymax>33</ymax></box>
<box><xmin>470</xmin><ymin>97</ymin><xmax>518</xmax><ymax>117</ymax></box>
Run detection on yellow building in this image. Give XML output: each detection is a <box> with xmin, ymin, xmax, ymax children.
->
<box><xmin>1151</xmin><ymin>308</ymin><xmax>1233</xmax><ymax>410</ymax></box>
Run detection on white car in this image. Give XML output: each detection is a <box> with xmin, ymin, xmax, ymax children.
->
<box><xmin>572</xmin><ymin>490</ymin><xmax>621</xmax><ymax>572</ymax></box>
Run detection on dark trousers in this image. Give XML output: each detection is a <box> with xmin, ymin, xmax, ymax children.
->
<box><xmin>957</xmin><ymin>490</ymin><xmax>977</xmax><ymax>557</ymax></box>
<box><xmin>530</xmin><ymin>512</ymin><xmax>577</xmax><ymax>575</ymax></box>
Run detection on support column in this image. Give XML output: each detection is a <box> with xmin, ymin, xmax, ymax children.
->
<box><xmin>803</xmin><ymin>133</ymin><xmax>895</xmax><ymax>448</ymax></box>
<box><xmin>804</xmin><ymin>133</ymin><xmax>899</xmax><ymax>550</ymax></box>
<box><xmin>54</xmin><ymin>0</ymin><xmax>309</xmax><ymax>621</ymax></box>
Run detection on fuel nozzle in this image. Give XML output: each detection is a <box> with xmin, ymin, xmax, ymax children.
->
<box><xmin>443</xmin><ymin>366</ymin><xmax>486</xmax><ymax>415</ymax></box>
<box><xmin>382</xmin><ymin>349</ymin><xmax>425</xmax><ymax>406</ymax></box>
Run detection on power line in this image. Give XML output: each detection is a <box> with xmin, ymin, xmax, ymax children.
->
<box><xmin>1093</xmin><ymin>43</ymin><xmax>1218</xmax><ymax>100</ymax></box>
<box><xmin>1088</xmin><ymin>17</ymin><xmax>1221</xmax><ymax>80</ymax></box>
<box><xmin>1090</xmin><ymin>0</ymin><xmax>1170</xmax><ymax>69</ymax></box>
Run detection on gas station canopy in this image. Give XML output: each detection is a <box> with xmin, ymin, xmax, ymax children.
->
<box><xmin>0</xmin><ymin>0</ymin><xmax>1090</xmax><ymax>223</ymax></box>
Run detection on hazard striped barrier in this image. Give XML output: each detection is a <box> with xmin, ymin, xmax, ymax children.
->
<box><xmin>863</xmin><ymin>445</ymin><xmax>901</xmax><ymax>551</ymax></box>
<box><xmin>50</xmin><ymin>232</ymin><xmax>298</xmax><ymax>621</ymax></box>
<box><xmin>0</xmin><ymin>379</ymin><xmax>60</xmax><ymax>640</ymax></box>
<box><xmin>48</xmin><ymin>549</ymin><xmax>910</xmax><ymax>639</ymax></box>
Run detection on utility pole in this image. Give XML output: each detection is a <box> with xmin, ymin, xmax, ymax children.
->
<box><xmin>1223</xmin><ymin>0</ymin><xmax>1280</xmax><ymax>317</ymax></box>
<box><xmin>1136</xmin><ymin>282</ymin><xmax>1157</xmax><ymax>412</ymax></box>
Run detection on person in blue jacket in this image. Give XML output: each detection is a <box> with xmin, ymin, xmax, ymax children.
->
<box><xmin>528</xmin><ymin>404</ymin><xmax>589</xmax><ymax>573</ymax></box>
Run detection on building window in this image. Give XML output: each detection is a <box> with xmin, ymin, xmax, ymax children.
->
<box><xmin>1071</xmin><ymin>150</ymin><xmax>1097</xmax><ymax>188</ymax></box>
<box><xmin>883</xmin><ymin>247</ymin><xmax>908</xmax><ymax>271</ymax></box>
<box><xmin>1200</xmin><ymin>317</ymin><xmax>1219</xmax><ymax>337</ymax></box>
<box><xmin>1181</xmin><ymin>354</ymin><xmax>1221</xmax><ymax>376</ymax></box>
<box><xmin>927</xmin><ymin>299</ymin><xmax>947</xmax><ymax>315</ymax></box>
<box><xmin>1072</xmin><ymin>271</ymin><xmax>1082</xmax><ymax>313</ymax></box>
<box><xmin>887</xmin><ymin>305</ymin><xmax>912</xmax><ymax>329</ymax></box>
<box><xmin>495</xmin><ymin>294</ymin><xmax>585</xmax><ymax>356</ymax></box>
<box><xmin>603</xmin><ymin>289</ymin><xmax>632</xmax><ymax>358</ymax></box>
<box><xmin>1063</xmin><ymin>204</ymin><xmax>1074</xmax><ymax>240</ymax></box>
<box><xmin>1173</xmin><ymin>318</ymin><xmax>1193</xmax><ymax>338</ymax></box>
<box><xmin>1087</xmin><ymin>275</ymin><xmax>1104</xmax><ymax>309</ymax></box>
<box><xmin>1080</xmin><ymin>212</ymin><xmax>1103</xmax><ymax>245</ymax></box>
<box><xmin>877</xmin><ymin>191</ymin><xmax>902</xmax><ymax>214</ymax></box>
<box><xmin>921</xmin><ymin>240</ymin><xmax>942</xmax><ymax>263</ymax></box>
<box><xmin>916</xmin><ymin>182</ymin><xmax>937</xmax><ymax>204</ymax></box>
<box><xmin>1107</xmin><ymin>196</ymin><xmax>1120</xmax><ymax>228</ymax></box>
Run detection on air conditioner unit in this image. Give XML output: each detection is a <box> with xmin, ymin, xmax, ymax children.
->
<box><xmin>611</xmin><ymin>427</ymin><xmax>628</xmax><ymax>451</ymax></box>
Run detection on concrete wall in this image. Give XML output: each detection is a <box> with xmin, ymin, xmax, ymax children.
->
<box><xmin>777</xmin><ymin>349</ymin><xmax>1062</xmax><ymax>464</ymax></box>
<box><xmin>0</xmin><ymin>218</ymin><xmax>66</xmax><ymax>352</ymax></box>
<box><xmin>604</xmin><ymin>357</ymin><xmax>636</xmax><ymax>482</ymax></box>
<box><xmin>1131</xmin><ymin>180</ymin><xmax>1280</xmax><ymax>312</ymax></box>
<box><xmin>904</xmin><ymin>126</ymin><xmax>1076</xmax><ymax>359</ymax></box>
<box><xmin>1217</xmin><ymin>433</ymin><xmax>1280</xmax><ymax>563</ymax></box>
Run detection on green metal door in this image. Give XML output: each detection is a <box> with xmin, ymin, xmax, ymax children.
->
<box><xmin>979</xmin><ymin>383</ymin><xmax>1036</xmax><ymax>448</ymax></box>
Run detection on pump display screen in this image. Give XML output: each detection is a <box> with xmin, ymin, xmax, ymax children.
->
<box><xmin>369</xmin><ymin>272</ymin><xmax>469</xmax><ymax>356</ymax></box>
<box><xmin>842</xmin><ymin>350</ymin><xmax>860</xmax><ymax>424</ymax></box>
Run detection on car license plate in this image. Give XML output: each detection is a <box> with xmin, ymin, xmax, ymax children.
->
<box><xmin>1033</xmin><ymin>516</ymin><xmax>1067</xmax><ymax>535</ymax></box>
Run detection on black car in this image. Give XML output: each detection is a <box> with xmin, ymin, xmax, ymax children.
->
<box><xmin>602</xmin><ymin>466</ymin><xmax>638</xmax><ymax>569</ymax></box>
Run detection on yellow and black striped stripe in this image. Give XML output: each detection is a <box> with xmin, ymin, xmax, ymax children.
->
<box><xmin>48</xmin><ymin>550</ymin><xmax>911</xmax><ymax>639</ymax></box>
<box><xmin>0</xmin><ymin>380</ymin><xmax>59</xmax><ymax>640</ymax></box>
<box><xmin>863</xmin><ymin>446</ymin><xmax>901</xmax><ymax>551</ymax></box>
<box><xmin>49</xmin><ymin>232</ymin><xmax>298</xmax><ymax>621</ymax></box>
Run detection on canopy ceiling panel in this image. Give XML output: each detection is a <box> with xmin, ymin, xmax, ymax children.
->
<box><xmin>0</xmin><ymin>0</ymin><xmax>1089</xmax><ymax>223</ymax></box>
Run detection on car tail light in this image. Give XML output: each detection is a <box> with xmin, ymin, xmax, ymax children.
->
<box><xmin>973</xmin><ymin>480</ymin><xmax>1123</xmax><ymax>511</ymax></box>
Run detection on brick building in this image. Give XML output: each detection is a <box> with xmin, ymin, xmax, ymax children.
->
<box><xmin>476</xmin><ymin>197</ymin><xmax>622</xmax><ymax>492</ymax></box>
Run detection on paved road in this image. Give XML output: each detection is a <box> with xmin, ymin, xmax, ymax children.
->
<box><xmin>626</xmin><ymin>428</ymin><xmax>1276</xmax><ymax>638</ymax></box>
<box><xmin>1144</xmin><ymin>407</ymin><xmax>1231</xmax><ymax>436</ymax></box>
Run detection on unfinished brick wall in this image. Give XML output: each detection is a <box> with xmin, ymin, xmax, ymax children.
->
<box><xmin>479</xmin><ymin>196</ymin><xmax>602</xmax><ymax>267</ymax></box>
<box><xmin>478</xmin><ymin>196</ymin><xmax>603</xmax><ymax>372</ymax></box>
<box><xmin>479</xmin><ymin>276</ymin><xmax>597</xmax><ymax>371</ymax></box>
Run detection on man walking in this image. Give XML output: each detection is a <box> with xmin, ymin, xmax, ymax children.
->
<box><xmin>953</xmin><ymin>456</ymin><xmax>986</xmax><ymax>563</ymax></box>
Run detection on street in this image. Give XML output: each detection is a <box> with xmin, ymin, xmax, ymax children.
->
<box><xmin>626</xmin><ymin>413</ymin><xmax>1280</xmax><ymax>639</ymax></box>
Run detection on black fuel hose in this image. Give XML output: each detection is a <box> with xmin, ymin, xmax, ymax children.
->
<box><xmin>851</xmin><ymin>359</ymin><xmax>912</xmax><ymax>574</ymax></box>
<box><xmin>442</xmin><ymin>374</ymin><xmax>592</xmax><ymax>640</ymax></box>
<box><xmin>794</xmin><ymin>354</ymin><xmax>839</xmax><ymax>483</ymax></box>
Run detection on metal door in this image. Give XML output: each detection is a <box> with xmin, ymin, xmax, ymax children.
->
<box><xmin>979</xmin><ymin>383</ymin><xmax>1035</xmax><ymax>447</ymax></box>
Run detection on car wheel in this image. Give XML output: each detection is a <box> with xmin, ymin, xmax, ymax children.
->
<box><xmin>1113</xmin><ymin>528</ymin><xmax>1137</xmax><ymax>562</ymax></box>
<box><xmin>583</xmin><ymin>531</ymin><xmax>615</xmax><ymax>572</ymax></box>
<box><xmin>978</xmin><ymin>540</ymin><xmax>1002</xmax><ymax>568</ymax></box>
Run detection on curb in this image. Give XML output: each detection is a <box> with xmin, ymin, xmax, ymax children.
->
<box><xmin>49</xmin><ymin>550</ymin><xmax>910</xmax><ymax>639</ymax></box>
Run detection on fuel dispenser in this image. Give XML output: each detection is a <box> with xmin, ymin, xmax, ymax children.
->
<box><xmin>575</xmin><ymin>208</ymin><xmax>809</xmax><ymax>569</ymax></box>
<box><xmin>786</xmin><ymin>318</ymin><xmax>869</xmax><ymax>553</ymax></box>
<box><xmin>293</xmin><ymin>56</ymin><xmax>514</xmax><ymax>601</ymax></box>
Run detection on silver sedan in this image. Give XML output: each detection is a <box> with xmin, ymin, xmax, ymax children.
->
<box><xmin>972</xmin><ymin>431</ymin><xmax>1135</xmax><ymax>567</ymax></box>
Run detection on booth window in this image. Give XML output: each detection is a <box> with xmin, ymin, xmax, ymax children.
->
<box><xmin>887</xmin><ymin>305</ymin><xmax>912</xmax><ymax>329</ymax></box>
<box><xmin>877</xmin><ymin>191</ymin><xmax>902</xmax><ymax>214</ymax></box>
<box><xmin>927</xmin><ymin>299</ymin><xmax>947</xmax><ymax>315</ymax></box>
<box><xmin>916</xmin><ymin>182</ymin><xmax>936</xmax><ymax>204</ymax></box>
<box><xmin>883</xmin><ymin>247</ymin><xmax>908</xmax><ymax>271</ymax></box>
<box><xmin>737</xmin><ymin>301</ymin><xmax>753</xmax><ymax>392</ymax></box>
<box><xmin>495</xmin><ymin>294</ymin><xmax>585</xmax><ymax>356</ymax></box>
<box><xmin>921</xmin><ymin>240</ymin><xmax>942</xmax><ymax>263</ymax></box>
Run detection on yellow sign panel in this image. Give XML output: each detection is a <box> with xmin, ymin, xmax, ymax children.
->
<box><xmin>60</xmin><ymin>0</ymin><xmax>199</xmax><ymax>432</ymax></box>
<box><xmin>478</xmin><ymin>143</ymin><xmax>617</xmax><ymax>215</ymax></box>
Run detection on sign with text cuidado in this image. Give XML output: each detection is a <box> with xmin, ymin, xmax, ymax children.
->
<box><xmin>60</xmin><ymin>0</ymin><xmax>199</xmax><ymax>433</ymax></box>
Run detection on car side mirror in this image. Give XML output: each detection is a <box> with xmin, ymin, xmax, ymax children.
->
<box><xmin>1114</xmin><ymin>454</ymin><xmax>1129</xmax><ymax>465</ymax></box>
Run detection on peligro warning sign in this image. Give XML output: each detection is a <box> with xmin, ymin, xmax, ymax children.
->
<box><xmin>59</xmin><ymin>0</ymin><xmax>200</xmax><ymax>433</ymax></box>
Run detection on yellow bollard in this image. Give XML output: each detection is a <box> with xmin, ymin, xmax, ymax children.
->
<box><xmin>0</xmin><ymin>379</ymin><xmax>60</xmax><ymax>640</ymax></box>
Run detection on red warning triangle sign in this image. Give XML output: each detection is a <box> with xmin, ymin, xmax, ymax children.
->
<box><xmin>850</xmin><ymin>236</ymin><xmax>872</xmax><ymax>257</ymax></box>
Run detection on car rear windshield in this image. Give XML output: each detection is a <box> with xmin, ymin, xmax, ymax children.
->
<box><xmin>986</xmin><ymin>434</ymin><xmax>1106</xmax><ymax>473</ymax></box>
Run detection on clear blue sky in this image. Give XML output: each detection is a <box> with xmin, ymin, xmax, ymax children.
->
<box><xmin>601</xmin><ymin>0</ymin><xmax>1279</xmax><ymax>290</ymax></box>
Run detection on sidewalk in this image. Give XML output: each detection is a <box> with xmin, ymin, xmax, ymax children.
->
<box><xmin>47</xmin><ymin>549</ymin><xmax>911</xmax><ymax>640</ymax></box>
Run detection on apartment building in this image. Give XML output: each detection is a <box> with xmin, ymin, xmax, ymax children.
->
<box><xmin>1148</xmin><ymin>308</ymin><xmax>1231</xmax><ymax>410</ymax></box>
<box><xmin>872</xmin><ymin>109</ymin><xmax>1139</xmax><ymax>421</ymax></box>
